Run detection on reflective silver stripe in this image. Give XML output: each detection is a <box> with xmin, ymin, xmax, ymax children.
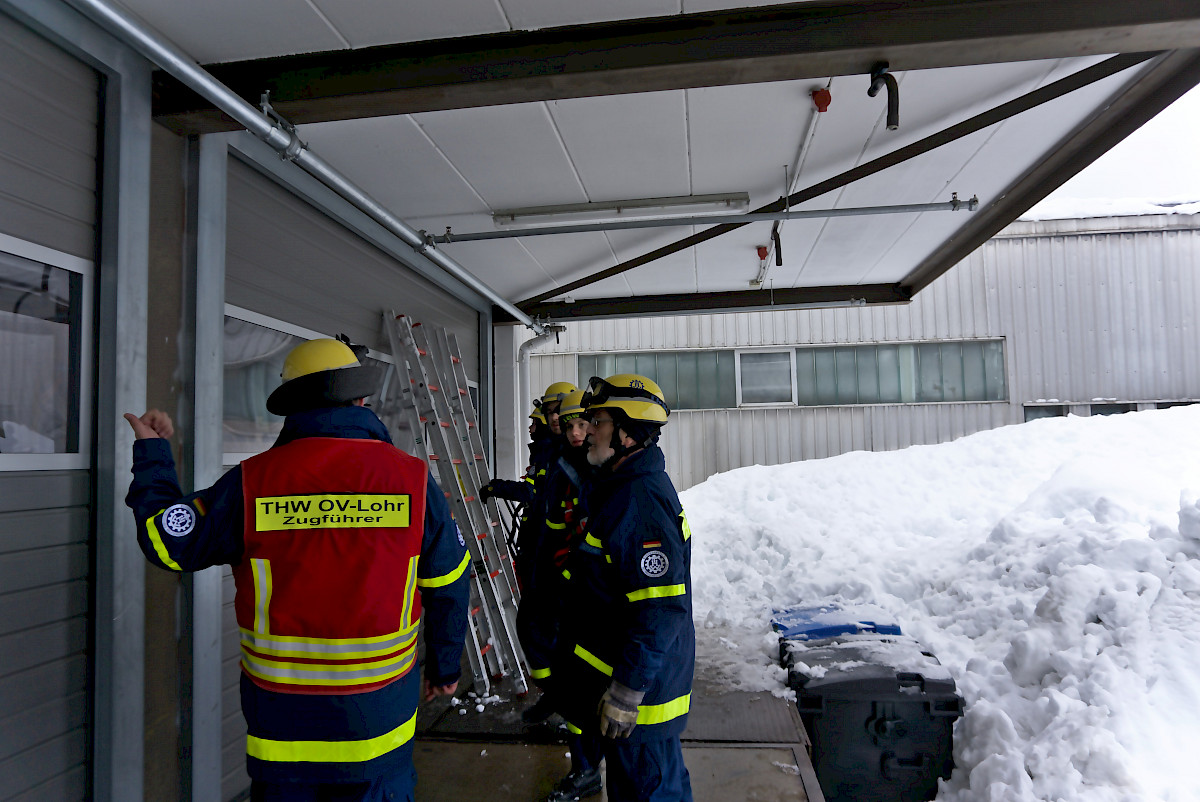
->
<box><xmin>252</xmin><ymin>558</ymin><xmax>272</xmax><ymax>635</ymax></box>
<box><xmin>242</xmin><ymin>645</ymin><xmax>417</xmax><ymax>685</ymax></box>
<box><xmin>240</xmin><ymin>625</ymin><xmax>418</xmax><ymax>658</ymax></box>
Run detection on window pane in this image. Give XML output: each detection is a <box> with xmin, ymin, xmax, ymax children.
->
<box><xmin>635</xmin><ymin>353</ymin><xmax>658</xmax><ymax>382</ymax></box>
<box><xmin>0</xmin><ymin>252</ymin><xmax>82</xmax><ymax>454</ymax></box>
<box><xmin>832</xmin><ymin>347</ymin><xmax>856</xmax><ymax>404</ymax></box>
<box><xmin>715</xmin><ymin>351</ymin><xmax>736</xmax><ymax>408</ymax></box>
<box><xmin>877</xmin><ymin>345</ymin><xmax>901</xmax><ymax>403</ymax></box>
<box><xmin>856</xmin><ymin>345</ymin><xmax>879</xmax><ymax>404</ymax></box>
<box><xmin>916</xmin><ymin>343</ymin><xmax>942</xmax><ymax>402</ymax></box>
<box><xmin>223</xmin><ymin>317</ymin><xmax>304</xmax><ymax>455</ymax></box>
<box><xmin>898</xmin><ymin>344</ymin><xmax>918</xmax><ymax>402</ymax></box>
<box><xmin>697</xmin><ymin>351</ymin><xmax>721</xmax><ymax>408</ymax></box>
<box><xmin>983</xmin><ymin>341</ymin><xmax>1007</xmax><ymax>401</ymax></box>
<box><xmin>961</xmin><ymin>341</ymin><xmax>986</xmax><ymax>401</ymax></box>
<box><xmin>796</xmin><ymin>349</ymin><xmax>817</xmax><ymax>405</ymax></box>
<box><xmin>940</xmin><ymin>342</ymin><xmax>964</xmax><ymax>402</ymax></box>
<box><xmin>1024</xmin><ymin>405</ymin><xmax>1064</xmax><ymax>421</ymax></box>
<box><xmin>677</xmin><ymin>352</ymin><xmax>699</xmax><ymax>409</ymax></box>
<box><xmin>578</xmin><ymin>355</ymin><xmax>597</xmax><ymax>387</ymax></box>
<box><xmin>655</xmin><ymin>354</ymin><xmax>680</xmax><ymax>410</ymax></box>
<box><xmin>814</xmin><ymin>348</ymin><xmax>837</xmax><ymax>405</ymax></box>
<box><xmin>614</xmin><ymin>353</ymin><xmax>637</xmax><ymax>374</ymax></box>
<box><xmin>740</xmin><ymin>351</ymin><xmax>793</xmax><ymax>404</ymax></box>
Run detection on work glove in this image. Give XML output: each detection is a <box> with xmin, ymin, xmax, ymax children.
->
<box><xmin>598</xmin><ymin>680</ymin><xmax>644</xmax><ymax>739</ymax></box>
<box><xmin>478</xmin><ymin>483</ymin><xmax>495</xmax><ymax>502</ymax></box>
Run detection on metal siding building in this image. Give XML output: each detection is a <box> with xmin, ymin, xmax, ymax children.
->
<box><xmin>530</xmin><ymin>214</ymin><xmax>1200</xmax><ymax>489</ymax></box>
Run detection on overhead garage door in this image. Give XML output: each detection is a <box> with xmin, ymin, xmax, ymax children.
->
<box><xmin>0</xmin><ymin>12</ymin><xmax>98</xmax><ymax>802</ymax></box>
<box><xmin>219</xmin><ymin>157</ymin><xmax>481</xmax><ymax>801</ymax></box>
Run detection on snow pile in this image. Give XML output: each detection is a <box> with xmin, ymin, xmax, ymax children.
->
<box><xmin>1020</xmin><ymin>196</ymin><xmax>1200</xmax><ymax>221</ymax></box>
<box><xmin>682</xmin><ymin>405</ymin><xmax>1200</xmax><ymax>801</ymax></box>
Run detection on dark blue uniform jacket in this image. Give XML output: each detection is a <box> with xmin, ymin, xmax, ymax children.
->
<box><xmin>125</xmin><ymin>406</ymin><xmax>469</xmax><ymax>783</ymax></box>
<box><xmin>554</xmin><ymin>445</ymin><xmax>695</xmax><ymax>743</ymax></box>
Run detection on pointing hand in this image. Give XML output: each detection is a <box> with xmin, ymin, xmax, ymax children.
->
<box><xmin>123</xmin><ymin>410</ymin><xmax>174</xmax><ymax>440</ymax></box>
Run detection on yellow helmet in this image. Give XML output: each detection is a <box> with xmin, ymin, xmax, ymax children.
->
<box><xmin>581</xmin><ymin>374</ymin><xmax>670</xmax><ymax>424</ymax></box>
<box><xmin>280</xmin><ymin>338</ymin><xmax>359</xmax><ymax>381</ymax></box>
<box><xmin>266</xmin><ymin>337</ymin><xmax>383</xmax><ymax>416</ymax></box>
<box><xmin>540</xmin><ymin>381</ymin><xmax>578</xmax><ymax>406</ymax></box>
<box><xmin>557</xmin><ymin>389</ymin><xmax>587</xmax><ymax>423</ymax></box>
<box><xmin>528</xmin><ymin>401</ymin><xmax>547</xmax><ymax>425</ymax></box>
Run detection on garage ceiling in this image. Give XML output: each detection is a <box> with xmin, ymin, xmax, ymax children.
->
<box><xmin>126</xmin><ymin>0</ymin><xmax>1200</xmax><ymax>322</ymax></box>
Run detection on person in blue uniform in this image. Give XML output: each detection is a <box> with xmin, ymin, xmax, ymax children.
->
<box><xmin>124</xmin><ymin>337</ymin><xmax>469</xmax><ymax>802</ymax></box>
<box><xmin>551</xmin><ymin>374</ymin><xmax>695</xmax><ymax>802</ymax></box>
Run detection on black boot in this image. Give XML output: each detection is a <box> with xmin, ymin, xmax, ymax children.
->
<box><xmin>521</xmin><ymin>693</ymin><xmax>557</xmax><ymax>724</ymax></box>
<box><xmin>543</xmin><ymin>768</ymin><xmax>603</xmax><ymax>802</ymax></box>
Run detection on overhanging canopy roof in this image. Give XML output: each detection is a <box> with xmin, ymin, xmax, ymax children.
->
<box><xmin>132</xmin><ymin>0</ymin><xmax>1200</xmax><ymax>322</ymax></box>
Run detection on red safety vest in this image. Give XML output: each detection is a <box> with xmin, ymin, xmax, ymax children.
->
<box><xmin>237</xmin><ymin>437</ymin><xmax>428</xmax><ymax>695</ymax></box>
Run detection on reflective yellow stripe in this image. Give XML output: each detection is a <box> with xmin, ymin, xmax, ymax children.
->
<box><xmin>626</xmin><ymin>584</ymin><xmax>687</xmax><ymax>603</ymax></box>
<box><xmin>242</xmin><ymin>644</ymin><xmax>416</xmax><ymax>687</ymax></box>
<box><xmin>530</xmin><ymin>666</ymin><xmax>551</xmax><ymax>679</ymax></box>
<box><xmin>680</xmin><ymin>511</ymin><xmax>692</xmax><ymax>541</ymax></box>
<box><xmin>562</xmin><ymin>569</ymin><xmax>571</xmax><ymax>580</ymax></box>
<box><xmin>247</xmin><ymin>709</ymin><xmax>417</xmax><ymax>763</ymax></box>
<box><xmin>573</xmin><ymin>644</ymin><xmax>613</xmax><ymax>677</ymax></box>
<box><xmin>241</xmin><ymin>624</ymin><xmax>418</xmax><ymax>659</ymax></box>
<box><xmin>144</xmin><ymin>513</ymin><xmax>182</xmax><ymax>571</ymax></box>
<box><xmin>401</xmin><ymin>555</ymin><xmax>419</xmax><ymax>628</ymax></box>
<box><xmin>417</xmin><ymin>551</ymin><xmax>469</xmax><ymax>588</ymax></box>
<box><xmin>252</xmin><ymin>559</ymin><xmax>272</xmax><ymax>635</ymax></box>
<box><xmin>545</xmin><ymin>520</ymin><xmax>566</xmax><ymax>530</ymax></box>
<box><xmin>584</xmin><ymin>533</ymin><xmax>603</xmax><ymax>549</ymax></box>
<box><xmin>605</xmin><ymin>555</ymin><xmax>612</xmax><ymax>563</ymax></box>
<box><xmin>637</xmin><ymin>693</ymin><xmax>691</xmax><ymax>726</ymax></box>
<box><xmin>524</xmin><ymin>476</ymin><xmax>535</xmax><ymax>485</ymax></box>
<box><xmin>566</xmin><ymin>721</ymin><xmax>582</xmax><ymax>735</ymax></box>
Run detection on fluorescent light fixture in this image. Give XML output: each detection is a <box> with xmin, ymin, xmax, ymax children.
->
<box><xmin>492</xmin><ymin>192</ymin><xmax>750</xmax><ymax>227</ymax></box>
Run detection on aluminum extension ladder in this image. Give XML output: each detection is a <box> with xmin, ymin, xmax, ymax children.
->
<box><xmin>381</xmin><ymin>311</ymin><xmax>528</xmax><ymax>697</ymax></box>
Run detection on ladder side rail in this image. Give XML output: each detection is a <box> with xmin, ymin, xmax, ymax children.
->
<box><xmin>435</xmin><ymin>331</ymin><xmax>529</xmax><ymax>687</ymax></box>
<box><xmin>384</xmin><ymin>313</ymin><xmax>500</xmax><ymax>691</ymax></box>
<box><xmin>410</xmin><ymin>324</ymin><xmax>525</xmax><ymax>687</ymax></box>
<box><xmin>438</xmin><ymin>330</ymin><xmax>523</xmax><ymax>602</ymax></box>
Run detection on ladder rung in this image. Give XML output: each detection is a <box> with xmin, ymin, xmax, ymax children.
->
<box><xmin>459</xmin><ymin>389</ymin><xmax>468</xmax><ymax>396</ymax></box>
<box><xmin>418</xmin><ymin>348</ymin><xmax>427</xmax><ymax>356</ymax></box>
<box><xmin>476</xmin><ymin>533</ymin><xmax>487</xmax><ymax>541</ymax></box>
<box><xmin>440</xmin><ymin>421</ymin><xmax>451</xmax><ymax>428</ymax></box>
<box><xmin>430</xmin><ymin>454</ymin><xmax>439</xmax><ymax>460</ymax></box>
<box><xmin>419</xmin><ymin>416</ymin><xmax>428</xmax><ymax>422</ymax></box>
<box><xmin>465</xmin><ymin>495</ymin><xmax>476</xmax><ymax>502</ymax></box>
<box><xmin>471</xmin><ymin>606</ymin><xmax>481</xmax><ymax>616</ymax></box>
<box><xmin>474</xmin><ymin>454</ymin><xmax>484</xmax><ymax>460</ymax></box>
<box><xmin>452</xmin><ymin>459</ymin><xmax>462</xmax><ymax>465</ymax></box>
<box><xmin>452</xmin><ymin>356</ymin><xmax>460</xmax><ymax>363</ymax></box>
<box><xmin>489</xmin><ymin>569</ymin><xmax>501</xmax><ymax>579</ymax></box>
<box><xmin>468</xmin><ymin>422</ymin><xmax>476</xmax><ymax>429</ymax></box>
<box><xmin>480</xmin><ymin>643</ymin><xmax>492</xmax><ymax>655</ymax></box>
<box><xmin>429</xmin><ymin>385</ymin><xmax>439</xmax><ymax>392</ymax></box>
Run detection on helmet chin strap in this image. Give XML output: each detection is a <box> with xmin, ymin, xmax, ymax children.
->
<box><xmin>597</xmin><ymin>422</ymin><xmax>652</xmax><ymax>471</ymax></box>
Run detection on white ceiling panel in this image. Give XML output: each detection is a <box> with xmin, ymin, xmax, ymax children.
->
<box><xmin>412</xmin><ymin>103</ymin><xmax>586</xmax><ymax>210</ymax></box>
<box><xmin>546</xmin><ymin>92</ymin><xmax>692</xmax><ymax>202</ymax></box>
<box><xmin>116</xmin><ymin>0</ymin><xmax>345</xmax><ymax>63</ymax></box>
<box><xmin>301</xmin><ymin>116</ymin><xmax>489</xmax><ymax>218</ymax></box>
<box><xmin>311</xmin><ymin>0</ymin><xmax>509</xmax><ymax>48</ymax></box>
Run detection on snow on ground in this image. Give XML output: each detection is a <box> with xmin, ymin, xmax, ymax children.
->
<box><xmin>682</xmin><ymin>405</ymin><xmax>1200</xmax><ymax>802</ymax></box>
<box><xmin>1020</xmin><ymin>196</ymin><xmax>1200</xmax><ymax>220</ymax></box>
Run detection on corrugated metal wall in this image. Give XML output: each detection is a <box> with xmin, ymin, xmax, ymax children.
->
<box><xmin>531</xmin><ymin>215</ymin><xmax>1200</xmax><ymax>489</ymax></box>
<box><xmin>0</xmin><ymin>13</ymin><xmax>98</xmax><ymax>801</ymax></box>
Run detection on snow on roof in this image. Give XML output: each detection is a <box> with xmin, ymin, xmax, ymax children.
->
<box><xmin>1020</xmin><ymin>196</ymin><xmax>1200</xmax><ymax>221</ymax></box>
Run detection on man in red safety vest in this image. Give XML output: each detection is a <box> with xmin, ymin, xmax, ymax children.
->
<box><xmin>125</xmin><ymin>337</ymin><xmax>469</xmax><ymax>802</ymax></box>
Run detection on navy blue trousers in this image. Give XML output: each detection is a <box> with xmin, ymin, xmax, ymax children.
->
<box><xmin>604</xmin><ymin>737</ymin><xmax>693</xmax><ymax>802</ymax></box>
<box><xmin>250</xmin><ymin>765</ymin><xmax>415</xmax><ymax>802</ymax></box>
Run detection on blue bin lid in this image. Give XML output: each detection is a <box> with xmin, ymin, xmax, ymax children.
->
<box><xmin>771</xmin><ymin>602</ymin><xmax>902</xmax><ymax>640</ymax></box>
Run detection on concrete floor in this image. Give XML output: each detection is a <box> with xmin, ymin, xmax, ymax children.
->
<box><xmin>412</xmin><ymin>741</ymin><xmax>816</xmax><ymax>801</ymax></box>
<box><xmin>411</xmin><ymin>676</ymin><xmax>824</xmax><ymax>801</ymax></box>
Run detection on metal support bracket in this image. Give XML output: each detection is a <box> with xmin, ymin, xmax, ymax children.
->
<box><xmin>260</xmin><ymin>90</ymin><xmax>306</xmax><ymax>161</ymax></box>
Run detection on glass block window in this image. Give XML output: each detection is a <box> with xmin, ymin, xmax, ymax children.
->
<box><xmin>794</xmin><ymin>340</ymin><xmax>1006</xmax><ymax>405</ymax></box>
<box><xmin>577</xmin><ymin>351</ymin><xmax>735</xmax><ymax>410</ymax></box>
<box><xmin>0</xmin><ymin>250</ymin><xmax>84</xmax><ymax>455</ymax></box>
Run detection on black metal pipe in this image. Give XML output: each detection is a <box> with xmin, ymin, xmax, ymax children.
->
<box><xmin>869</xmin><ymin>62</ymin><xmax>900</xmax><ymax>130</ymax></box>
